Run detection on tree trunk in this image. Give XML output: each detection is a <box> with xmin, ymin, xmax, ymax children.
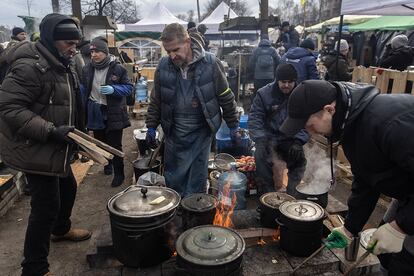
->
<box><xmin>72</xmin><ymin>0</ymin><xmax>82</xmax><ymax>22</ymax></box>
<box><xmin>51</xmin><ymin>0</ymin><xmax>60</xmax><ymax>13</ymax></box>
<box><xmin>260</xmin><ymin>0</ymin><xmax>269</xmax><ymax>38</ymax></box>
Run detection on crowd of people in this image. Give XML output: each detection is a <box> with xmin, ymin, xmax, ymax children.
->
<box><xmin>0</xmin><ymin>14</ymin><xmax>412</xmax><ymax>276</ymax></box>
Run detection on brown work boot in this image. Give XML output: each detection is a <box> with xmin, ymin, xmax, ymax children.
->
<box><xmin>51</xmin><ymin>228</ymin><xmax>92</xmax><ymax>242</ymax></box>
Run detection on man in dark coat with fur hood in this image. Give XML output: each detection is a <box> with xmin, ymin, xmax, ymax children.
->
<box><xmin>0</xmin><ymin>14</ymin><xmax>91</xmax><ymax>276</ymax></box>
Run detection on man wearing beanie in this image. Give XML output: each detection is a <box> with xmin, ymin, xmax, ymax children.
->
<box><xmin>280</xmin><ymin>80</ymin><xmax>414</xmax><ymax>275</ymax></box>
<box><xmin>276</xmin><ymin>21</ymin><xmax>300</xmax><ymax>50</ymax></box>
<box><xmin>0</xmin><ymin>13</ymin><xmax>91</xmax><ymax>276</ymax></box>
<box><xmin>0</xmin><ymin>27</ymin><xmax>27</xmax><ymax>83</ymax></box>
<box><xmin>379</xmin><ymin>34</ymin><xmax>414</xmax><ymax>71</ymax></box>
<box><xmin>249</xmin><ymin>63</ymin><xmax>309</xmax><ymax>196</ymax></box>
<box><xmin>280</xmin><ymin>38</ymin><xmax>319</xmax><ymax>83</ymax></box>
<box><xmin>81</xmin><ymin>37</ymin><xmax>132</xmax><ymax>187</ymax></box>
<box><xmin>248</xmin><ymin>35</ymin><xmax>280</xmax><ymax>93</ymax></box>
<box><xmin>322</xmin><ymin>39</ymin><xmax>352</xmax><ymax>81</ymax></box>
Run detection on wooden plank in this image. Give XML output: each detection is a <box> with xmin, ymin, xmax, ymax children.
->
<box><xmin>390</xmin><ymin>71</ymin><xmax>407</xmax><ymax>94</ymax></box>
<box><xmin>70</xmin><ymin>158</ymin><xmax>94</xmax><ymax>185</ymax></box>
<box><xmin>140</xmin><ymin>67</ymin><xmax>156</xmax><ymax>80</ymax></box>
<box><xmin>73</xmin><ymin>129</ymin><xmax>124</xmax><ymax>158</ymax></box>
<box><xmin>375</xmin><ymin>70</ymin><xmax>391</xmax><ymax>93</ymax></box>
<box><xmin>68</xmin><ymin>132</ymin><xmax>114</xmax><ymax>160</ymax></box>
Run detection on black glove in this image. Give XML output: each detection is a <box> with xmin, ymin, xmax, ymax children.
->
<box><xmin>288</xmin><ymin>140</ymin><xmax>305</xmax><ymax>164</ymax></box>
<box><xmin>49</xmin><ymin>125</ymin><xmax>75</xmax><ymax>144</ymax></box>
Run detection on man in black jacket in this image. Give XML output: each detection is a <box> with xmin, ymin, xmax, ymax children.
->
<box><xmin>81</xmin><ymin>37</ymin><xmax>133</xmax><ymax>187</ymax></box>
<box><xmin>0</xmin><ymin>14</ymin><xmax>91</xmax><ymax>276</ymax></box>
<box><xmin>280</xmin><ymin>80</ymin><xmax>414</xmax><ymax>276</ymax></box>
<box><xmin>379</xmin><ymin>34</ymin><xmax>414</xmax><ymax>71</ymax></box>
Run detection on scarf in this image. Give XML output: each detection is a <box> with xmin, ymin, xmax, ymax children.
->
<box><xmin>92</xmin><ymin>55</ymin><xmax>111</xmax><ymax>70</ymax></box>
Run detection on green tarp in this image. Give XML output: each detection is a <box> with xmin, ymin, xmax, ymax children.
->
<box><xmin>349</xmin><ymin>16</ymin><xmax>414</xmax><ymax>31</ymax></box>
<box><xmin>115</xmin><ymin>31</ymin><xmax>160</xmax><ymax>42</ymax></box>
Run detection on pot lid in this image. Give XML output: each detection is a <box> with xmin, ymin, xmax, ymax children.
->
<box><xmin>181</xmin><ymin>193</ymin><xmax>218</xmax><ymax>212</ymax></box>
<box><xmin>279</xmin><ymin>200</ymin><xmax>324</xmax><ymax>221</ymax></box>
<box><xmin>176</xmin><ymin>225</ymin><xmax>245</xmax><ymax>266</ymax></box>
<box><xmin>360</xmin><ymin>228</ymin><xmax>376</xmax><ymax>250</ymax></box>
<box><xmin>260</xmin><ymin>192</ymin><xmax>295</xmax><ymax>209</ymax></box>
<box><xmin>108</xmin><ymin>185</ymin><xmax>180</xmax><ymax>217</ymax></box>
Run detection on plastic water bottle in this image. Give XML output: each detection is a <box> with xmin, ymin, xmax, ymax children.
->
<box><xmin>135</xmin><ymin>77</ymin><xmax>148</xmax><ymax>102</ymax></box>
<box><xmin>217</xmin><ymin>162</ymin><xmax>247</xmax><ymax>210</ymax></box>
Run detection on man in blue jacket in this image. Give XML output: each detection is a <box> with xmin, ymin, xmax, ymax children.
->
<box><xmin>81</xmin><ymin>37</ymin><xmax>133</xmax><ymax>187</ymax></box>
<box><xmin>280</xmin><ymin>39</ymin><xmax>319</xmax><ymax>83</ymax></box>
<box><xmin>248</xmin><ymin>36</ymin><xmax>280</xmax><ymax>93</ymax></box>
<box><xmin>249</xmin><ymin>64</ymin><xmax>309</xmax><ymax>195</ymax></box>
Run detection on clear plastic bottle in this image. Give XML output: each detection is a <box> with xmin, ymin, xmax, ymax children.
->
<box><xmin>135</xmin><ymin>76</ymin><xmax>148</xmax><ymax>102</ymax></box>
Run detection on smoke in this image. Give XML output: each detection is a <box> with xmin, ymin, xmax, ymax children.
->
<box><xmin>300</xmin><ymin>143</ymin><xmax>334</xmax><ymax>194</ymax></box>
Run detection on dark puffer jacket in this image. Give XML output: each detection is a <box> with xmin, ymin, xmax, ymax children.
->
<box><xmin>248</xmin><ymin>39</ymin><xmax>280</xmax><ymax>80</ymax></box>
<box><xmin>146</xmin><ymin>48</ymin><xmax>238</xmax><ymax>136</ymax></box>
<box><xmin>330</xmin><ymin>82</ymin><xmax>414</xmax><ymax>236</ymax></box>
<box><xmin>323</xmin><ymin>53</ymin><xmax>352</xmax><ymax>81</ymax></box>
<box><xmin>0</xmin><ymin>30</ymin><xmax>83</xmax><ymax>176</ymax></box>
<box><xmin>280</xmin><ymin>47</ymin><xmax>319</xmax><ymax>83</ymax></box>
<box><xmin>378</xmin><ymin>46</ymin><xmax>414</xmax><ymax>71</ymax></box>
<box><xmin>248</xmin><ymin>81</ymin><xmax>309</xmax><ymax>144</ymax></box>
<box><xmin>81</xmin><ymin>59</ymin><xmax>132</xmax><ymax>130</ymax></box>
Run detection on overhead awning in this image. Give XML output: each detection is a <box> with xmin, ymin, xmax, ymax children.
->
<box><xmin>341</xmin><ymin>0</ymin><xmax>414</xmax><ymax>15</ymax></box>
<box><xmin>349</xmin><ymin>15</ymin><xmax>414</xmax><ymax>31</ymax></box>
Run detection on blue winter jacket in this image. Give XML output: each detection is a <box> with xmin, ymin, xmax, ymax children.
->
<box><xmin>248</xmin><ymin>81</ymin><xmax>309</xmax><ymax>144</ymax></box>
<box><xmin>280</xmin><ymin>47</ymin><xmax>319</xmax><ymax>83</ymax></box>
<box><xmin>248</xmin><ymin>39</ymin><xmax>280</xmax><ymax>80</ymax></box>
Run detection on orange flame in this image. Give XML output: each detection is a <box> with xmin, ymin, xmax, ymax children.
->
<box><xmin>213</xmin><ymin>179</ymin><xmax>237</xmax><ymax>228</ymax></box>
<box><xmin>272</xmin><ymin>227</ymin><xmax>280</xmax><ymax>241</ymax></box>
<box><xmin>172</xmin><ymin>251</ymin><xmax>177</xmax><ymax>257</ymax></box>
<box><xmin>257</xmin><ymin>237</ymin><xmax>266</xmax><ymax>246</ymax></box>
<box><xmin>282</xmin><ymin>169</ymin><xmax>288</xmax><ymax>188</ymax></box>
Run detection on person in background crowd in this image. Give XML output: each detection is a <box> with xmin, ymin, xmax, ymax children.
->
<box><xmin>81</xmin><ymin>37</ymin><xmax>133</xmax><ymax>187</ymax></box>
<box><xmin>145</xmin><ymin>23</ymin><xmax>239</xmax><ymax>197</ymax></box>
<box><xmin>277</xmin><ymin>21</ymin><xmax>300</xmax><ymax>51</ymax></box>
<box><xmin>280</xmin><ymin>80</ymin><xmax>414</xmax><ymax>276</ymax></box>
<box><xmin>379</xmin><ymin>34</ymin><xmax>414</xmax><ymax>71</ymax></box>
<box><xmin>322</xmin><ymin>39</ymin><xmax>352</xmax><ymax>81</ymax></box>
<box><xmin>72</xmin><ymin>39</ymin><xmax>90</xmax><ymax>81</ymax></box>
<box><xmin>187</xmin><ymin>21</ymin><xmax>197</xmax><ymax>33</ymax></box>
<box><xmin>249</xmin><ymin>64</ymin><xmax>309</xmax><ymax>196</ymax></box>
<box><xmin>197</xmin><ymin>24</ymin><xmax>209</xmax><ymax>51</ymax></box>
<box><xmin>0</xmin><ymin>13</ymin><xmax>91</xmax><ymax>276</ymax></box>
<box><xmin>0</xmin><ymin>27</ymin><xmax>28</xmax><ymax>83</ymax></box>
<box><xmin>248</xmin><ymin>35</ymin><xmax>280</xmax><ymax>93</ymax></box>
<box><xmin>280</xmin><ymin>38</ymin><xmax>319</xmax><ymax>83</ymax></box>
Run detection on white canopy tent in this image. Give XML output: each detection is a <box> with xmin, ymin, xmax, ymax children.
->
<box><xmin>341</xmin><ymin>0</ymin><xmax>414</xmax><ymax>15</ymax></box>
<box><xmin>125</xmin><ymin>2</ymin><xmax>187</xmax><ymax>32</ymax></box>
<box><xmin>200</xmin><ymin>2</ymin><xmax>238</xmax><ymax>34</ymax></box>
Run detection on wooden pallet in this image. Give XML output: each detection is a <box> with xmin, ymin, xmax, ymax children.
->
<box><xmin>352</xmin><ymin>66</ymin><xmax>414</xmax><ymax>94</ymax></box>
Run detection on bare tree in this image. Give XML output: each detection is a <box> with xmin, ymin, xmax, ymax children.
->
<box><xmin>52</xmin><ymin>0</ymin><xmax>61</xmax><ymax>13</ymax></box>
<box><xmin>202</xmin><ymin>0</ymin><xmax>251</xmax><ymax>21</ymax></box>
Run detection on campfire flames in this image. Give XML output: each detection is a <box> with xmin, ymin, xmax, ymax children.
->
<box><xmin>272</xmin><ymin>227</ymin><xmax>280</xmax><ymax>241</ymax></box>
<box><xmin>172</xmin><ymin>251</ymin><xmax>177</xmax><ymax>257</ymax></box>
<box><xmin>213</xmin><ymin>179</ymin><xmax>237</xmax><ymax>228</ymax></box>
<box><xmin>257</xmin><ymin>237</ymin><xmax>266</xmax><ymax>246</ymax></box>
<box><xmin>282</xmin><ymin>169</ymin><xmax>288</xmax><ymax>188</ymax></box>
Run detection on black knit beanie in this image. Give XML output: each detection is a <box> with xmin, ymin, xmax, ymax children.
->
<box><xmin>90</xmin><ymin>37</ymin><xmax>109</xmax><ymax>54</ymax></box>
<box><xmin>276</xmin><ymin>63</ymin><xmax>298</xmax><ymax>81</ymax></box>
<box><xmin>12</xmin><ymin>27</ymin><xmax>25</xmax><ymax>36</ymax></box>
<box><xmin>53</xmin><ymin>20</ymin><xmax>81</xmax><ymax>41</ymax></box>
<box><xmin>300</xmin><ymin>39</ymin><xmax>315</xmax><ymax>50</ymax></box>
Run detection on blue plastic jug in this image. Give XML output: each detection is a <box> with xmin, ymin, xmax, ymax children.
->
<box><xmin>135</xmin><ymin>77</ymin><xmax>148</xmax><ymax>102</ymax></box>
<box><xmin>217</xmin><ymin>162</ymin><xmax>247</xmax><ymax>210</ymax></box>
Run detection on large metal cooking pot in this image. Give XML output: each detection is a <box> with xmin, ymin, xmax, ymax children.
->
<box><xmin>295</xmin><ymin>183</ymin><xmax>329</xmax><ymax>208</ymax></box>
<box><xmin>107</xmin><ymin>185</ymin><xmax>180</xmax><ymax>267</ymax></box>
<box><xmin>181</xmin><ymin>193</ymin><xmax>218</xmax><ymax>230</ymax></box>
<box><xmin>257</xmin><ymin>192</ymin><xmax>295</xmax><ymax>228</ymax></box>
<box><xmin>277</xmin><ymin>200</ymin><xmax>326</xmax><ymax>257</ymax></box>
<box><xmin>176</xmin><ymin>225</ymin><xmax>245</xmax><ymax>276</ymax></box>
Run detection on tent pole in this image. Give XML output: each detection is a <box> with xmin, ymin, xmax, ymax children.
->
<box><xmin>335</xmin><ymin>15</ymin><xmax>344</xmax><ymax>79</ymax></box>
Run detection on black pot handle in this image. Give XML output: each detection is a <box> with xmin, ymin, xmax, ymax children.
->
<box><xmin>275</xmin><ymin>217</ymin><xmax>284</xmax><ymax>226</ymax></box>
<box><xmin>306</xmin><ymin>197</ymin><xmax>319</xmax><ymax>201</ymax></box>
